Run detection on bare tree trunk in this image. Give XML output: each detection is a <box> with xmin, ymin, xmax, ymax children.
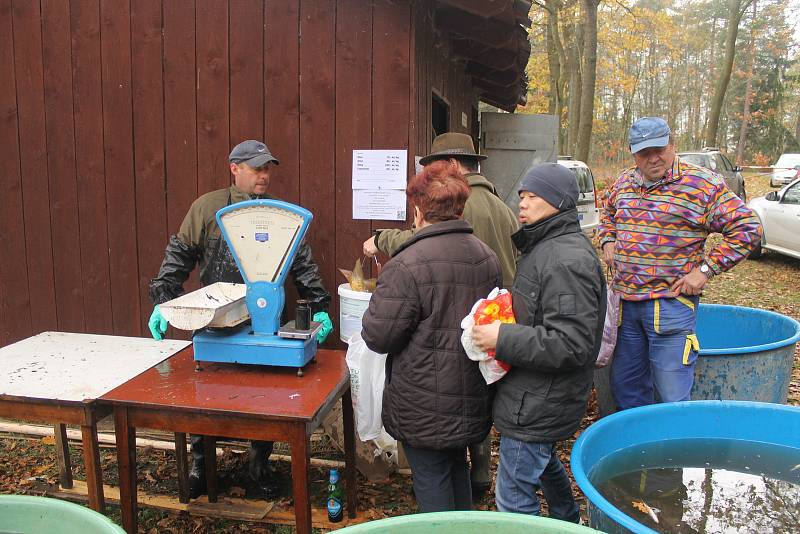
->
<box><xmin>567</xmin><ymin>19</ymin><xmax>582</xmax><ymax>155</ymax></box>
<box><xmin>576</xmin><ymin>0</ymin><xmax>598</xmax><ymax>162</ymax></box>
<box><xmin>546</xmin><ymin>0</ymin><xmax>568</xmax><ymax>152</ymax></box>
<box><xmin>735</xmin><ymin>0</ymin><xmax>758</xmax><ymax>165</ymax></box>
<box><xmin>705</xmin><ymin>0</ymin><xmax>752</xmax><ymax>147</ymax></box>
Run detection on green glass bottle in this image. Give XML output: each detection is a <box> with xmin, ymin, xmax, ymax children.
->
<box><xmin>327</xmin><ymin>468</ymin><xmax>343</xmax><ymax>523</ymax></box>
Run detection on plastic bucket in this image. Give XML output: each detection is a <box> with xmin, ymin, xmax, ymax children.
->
<box><xmin>595</xmin><ymin>304</ymin><xmax>800</xmax><ymax>415</ymax></box>
<box><xmin>0</xmin><ymin>495</ymin><xmax>125</xmax><ymax>533</ymax></box>
<box><xmin>571</xmin><ymin>400</ymin><xmax>800</xmax><ymax>534</ymax></box>
<box><xmin>338</xmin><ymin>283</ymin><xmax>372</xmax><ymax>342</ymax></box>
<box><xmin>335</xmin><ymin>511</ymin><xmax>602</xmax><ymax>533</ymax></box>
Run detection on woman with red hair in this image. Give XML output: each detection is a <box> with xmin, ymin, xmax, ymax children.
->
<box><xmin>362</xmin><ymin>161</ymin><xmax>502</xmax><ymax>512</ymax></box>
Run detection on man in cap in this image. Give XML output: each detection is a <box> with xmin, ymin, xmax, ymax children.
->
<box><xmin>147</xmin><ymin>139</ymin><xmax>333</xmax><ymax>499</ymax></box>
<box><xmin>597</xmin><ymin>117</ymin><xmax>761</xmax><ymax>410</ymax></box>
<box><xmin>471</xmin><ymin>163</ymin><xmax>605</xmax><ymax>521</ymax></box>
<box><xmin>363</xmin><ymin>132</ymin><xmax>518</xmax><ymax>496</ymax></box>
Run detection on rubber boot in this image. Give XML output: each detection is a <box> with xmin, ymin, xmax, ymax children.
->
<box><xmin>247</xmin><ymin>440</ymin><xmax>277</xmax><ymax>498</ymax></box>
<box><xmin>469</xmin><ymin>435</ymin><xmax>492</xmax><ymax>499</ymax></box>
<box><xmin>188</xmin><ymin>434</ymin><xmax>207</xmax><ymax>499</ymax></box>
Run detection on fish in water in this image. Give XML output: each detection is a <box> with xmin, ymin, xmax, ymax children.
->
<box><xmin>632</xmin><ymin>500</ymin><xmax>659</xmax><ymax>523</ymax></box>
<box><xmin>791</xmin><ymin>463</ymin><xmax>800</xmax><ymax>471</ymax></box>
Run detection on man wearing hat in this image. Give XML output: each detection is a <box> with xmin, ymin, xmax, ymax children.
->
<box><xmin>598</xmin><ymin>117</ymin><xmax>761</xmax><ymax>410</ymax></box>
<box><xmin>362</xmin><ymin>132</ymin><xmax>518</xmax><ymax>496</ymax></box>
<box><xmin>471</xmin><ymin>163</ymin><xmax>606</xmax><ymax>520</ymax></box>
<box><xmin>147</xmin><ymin>139</ymin><xmax>333</xmax><ymax>499</ymax></box>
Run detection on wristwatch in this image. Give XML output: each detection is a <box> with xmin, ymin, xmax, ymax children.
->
<box><xmin>699</xmin><ymin>263</ymin><xmax>714</xmax><ymax>278</ymax></box>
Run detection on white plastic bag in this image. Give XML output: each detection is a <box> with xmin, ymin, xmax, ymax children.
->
<box><xmin>596</xmin><ymin>284</ymin><xmax>621</xmax><ymax>368</ymax></box>
<box><xmin>345</xmin><ymin>331</ymin><xmax>387</xmax><ymax>441</ymax></box>
<box><xmin>460</xmin><ymin>288</ymin><xmax>513</xmax><ymax>385</ymax></box>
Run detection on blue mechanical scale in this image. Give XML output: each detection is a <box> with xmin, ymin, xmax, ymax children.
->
<box><xmin>164</xmin><ymin>200</ymin><xmax>321</xmax><ymax>373</ymax></box>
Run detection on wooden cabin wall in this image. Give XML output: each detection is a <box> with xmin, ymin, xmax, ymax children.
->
<box><xmin>0</xmin><ymin>0</ymin><xmax>482</xmax><ymax>348</ymax></box>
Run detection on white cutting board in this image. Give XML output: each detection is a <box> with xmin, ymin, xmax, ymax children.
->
<box><xmin>0</xmin><ymin>332</ymin><xmax>190</xmax><ymax>402</ymax></box>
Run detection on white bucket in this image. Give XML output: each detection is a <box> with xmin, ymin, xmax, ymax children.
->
<box><xmin>338</xmin><ymin>283</ymin><xmax>372</xmax><ymax>342</ymax></box>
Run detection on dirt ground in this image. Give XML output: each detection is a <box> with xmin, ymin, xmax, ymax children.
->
<box><xmin>1</xmin><ymin>172</ymin><xmax>797</xmax><ymax>532</ymax></box>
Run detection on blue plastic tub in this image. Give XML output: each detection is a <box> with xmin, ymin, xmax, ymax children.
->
<box><xmin>595</xmin><ymin>304</ymin><xmax>800</xmax><ymax>415</ymax></box>
<box><xmin>571</xmin><ymin>400</ymin><xmax>800</xmax><ymax>534</ymax></box>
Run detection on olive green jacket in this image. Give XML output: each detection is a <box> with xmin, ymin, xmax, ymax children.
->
<box><xmin>375</xmin><ymin>173</ymin><xmax>518</xmax><ymax>288</ymax></box>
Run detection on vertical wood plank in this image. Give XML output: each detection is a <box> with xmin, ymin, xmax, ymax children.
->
<box><xmin>54</xmin><ymin>423</ymin><xmax>73</xmax><ymax>489</ymax></box>
<box><xmin>229</xmin><ymin>0</ymin><xmax>264</xmax><ymax>145</ymax></box>
<box><xmin>71</xmin><ymin>0</ymin><xmax>112</xmax><ymax>335</ymax></box>
<box><xmin>299</xmin><ymin>0</ymin><xmax>336</xmax><ymax>342</ymax></box>
<box><xmin>196</xmin><ymin>0</ymin><xmax>229</xmax><ymax>195</ymax></box>
<box><xmin>163</xmin><ymin>0</ymin><xmax>197</xmax><ymax>235</ymax></box>
<box><xmin>0</xmin><ymin>0</ymin><xmax>32</xmax><ymax>345</ymax></box>
<box><xmin>100</xmin><ymin>0</ymin><xmax>139</xmax><ymax>336</ymax></box>
<box><xmin>371</xmin><ymin>0</ymin><xmax>412</xmax><ymax>236</ymax></box>
<box><xmin>131</xmin><ymin>0</ymin><xmax>167</xmax><ymax>333</ymax></box>
<box><xmin>42</xmin><ymin>0</ymin><xmax>85</xmax><ymax>333</ymax></box>
<box><xmin>334</xmin><ymin>0</ymin><xmax>373</xmax><ymax>345</ymax></box>
<box><xmin>12</xmin><ymin>0</ymin><xmax>58</xmax><ymax>335</ymax></box>
<box><xmin>265</xmin><ymin>1</ymin><xmax>300</xmax><ymax>204</ymax></box>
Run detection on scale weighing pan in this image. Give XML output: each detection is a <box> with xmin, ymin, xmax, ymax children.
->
<box><xmin>159</xmin><ymin>282</ymin><xmax>248</xmax><ymax>331</ymax></box>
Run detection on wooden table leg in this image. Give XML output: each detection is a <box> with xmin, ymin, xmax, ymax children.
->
<box><xmin>53</xmin><ymin>423</ymin><xmax>73</xmax><ymax>489</ymax></box>
<box><xmin>290</xmin><ymin>425</ymin><xmax>312</xmax><ymax>534</ymax></box>
<box><xmin>342</xmin><ymin>389</ymin><xmax>358</xmax><ymax>518</ymax></box>
<box><xmin>81</xmin><ymin>419</ymin><xmax>105</xmax><ymax>513</ymax></box>
<box><xmin>203</xmin><ymin>436</ymin><xmax>218</xmax><ymax>503</ymax></box>
<box><xmin>114</xmin><ymin>408</ymin><xmax>138</xmax><ymax>534</ymax></box>
<box><xmin>174</xmin><ymin>432</ymin><xmax>189</xmax><ymax>504</ymax></box>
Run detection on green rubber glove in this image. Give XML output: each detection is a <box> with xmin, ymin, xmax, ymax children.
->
<box><xmin>313</xmin><ymin>311</ymin><xmax>333</xmax><ymax>344</ymax></box>
<box><xmin>148</xmin><ymin>305</ymin><xmax>169</xmax><ymax>340</ymax></box>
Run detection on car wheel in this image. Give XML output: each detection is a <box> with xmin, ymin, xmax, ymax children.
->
<box><xmin>749</xmin><ymin>241</ymin><xmax>764</xmax><ymax>259</ymax></box>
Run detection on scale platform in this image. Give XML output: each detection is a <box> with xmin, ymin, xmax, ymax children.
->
<box><xmin>160</xmin><ymin>199</ymin><xmax>320</xmax><ymax>373</ymax></box>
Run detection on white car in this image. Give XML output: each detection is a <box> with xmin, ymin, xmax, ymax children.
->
<box><xmin>770</xmin><ymin>153</ymin><xmax>800</xmax><ymax>188</ymax></box>
<box><xmin>747</xmin><ymin>177</ymin><xmax>800</xmax><ymax>260</ymax></box>
<box><xmin>557</xmin><ymin>158</ymin><xmax>600</xmax><ymax>232</ymax></box>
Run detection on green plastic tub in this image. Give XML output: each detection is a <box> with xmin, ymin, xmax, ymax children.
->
<box><xmin>0</xmin><ymin>495</ymin><xmax>124</xmax><ymax>534</ymax></box>
<box><xmin>334</xmin><ymin>511</ymin><xmax>602</xmax><ymax>533</ymax></box>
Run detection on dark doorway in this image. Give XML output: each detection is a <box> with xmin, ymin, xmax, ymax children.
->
<box><xmin>432</xmin><ymin>92</ymin><xmax>450</xmax><ymax>137</ymax></box>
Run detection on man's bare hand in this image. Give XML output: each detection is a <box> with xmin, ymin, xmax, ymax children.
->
<box><xmin>670</xmin><ymin>267</ymin><xmax>709</xmax><ymax>296</ymax></box>
<box><xmin>602</xmin><ymin>241</ymin><xmax>615</xmax><ymax>269</ymax></box>
<box><xmin>472</xmin><ymin>321</ymin><xmax>501</xmax><ymax>352</ymax></box>
<box><xmin>363</xmin><ymin>236</ymin><xmax>378</xmax><ymax>257</ymax></box>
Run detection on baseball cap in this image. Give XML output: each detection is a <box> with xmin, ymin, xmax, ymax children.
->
<box><xmin>628</xmin><ymin>117</ymin><xmax>671</xmax><ymax>154</ymax></box>
<box><xmin>229</xmin><ymin>140</ymin><xmax>280</xmax><ymax>167</ymax></box>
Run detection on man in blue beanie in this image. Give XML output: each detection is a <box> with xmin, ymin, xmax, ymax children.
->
<box><xmin>472</xmin><ymin>162</ymin><xmax>606</xmax><ymax>521</ymax></box>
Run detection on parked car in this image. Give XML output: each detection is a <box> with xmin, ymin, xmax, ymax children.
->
<box><xmin>747</xmin><ymin>177</ymin><xmax>800</xmax><ymax>260</ymax></box>
<box><xmin>678</xmin><ymin>148</ymin><xmax>746</xmax><ymax>201</ymax></box>
<box><xmin>557</xmin><ymin>157</ymin><xmax>600</xmax><ymax>232</ymax></box>
<box><xmin>769</xmin><ymin>153</ymin><xmax>800</xmax><ymax>188</ymax></box>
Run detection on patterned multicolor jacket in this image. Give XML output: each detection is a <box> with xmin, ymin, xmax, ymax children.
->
<box><xmin>597</xmin><ymin>157</ymin><xmax>762</xmax><ymax>301</ymax></box>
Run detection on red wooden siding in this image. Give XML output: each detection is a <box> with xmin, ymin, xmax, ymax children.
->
<box><xmin>0</xmin><ymin>0</ymin><xmax>485</xmax><ymax>347</ymax></box>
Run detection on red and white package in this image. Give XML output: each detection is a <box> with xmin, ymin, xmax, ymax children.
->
<box><xmin>460</xmin><ymin>288</ymin><xmax>515</xmax><ymax>384</ymax></box>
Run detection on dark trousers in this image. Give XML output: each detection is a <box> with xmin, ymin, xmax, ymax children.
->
<box><xmin>189</xmin><ymin>435</ymin><xmax>273</xmax><ymax>467</ymax></box>
<box><xmin>403</xmin><ymin>443</ymin><xmax>472</xmax><ymax>513</ymax></box>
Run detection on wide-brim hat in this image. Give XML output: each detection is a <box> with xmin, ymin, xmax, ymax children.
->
<box><xmin>419</xmin><ymin>132</ymin><xmax>487</xmax><ymax>166</ymax></box>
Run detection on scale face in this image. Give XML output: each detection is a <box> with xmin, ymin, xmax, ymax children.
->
<box><xmin>218</xmin><ymin>204</ymin><xmax>305</xmax><ymax>285</ymax></box>
<box><xmin>190</xmin><ymin>199</ymin><xmax>319</xmax><ymax>371</ymax></box>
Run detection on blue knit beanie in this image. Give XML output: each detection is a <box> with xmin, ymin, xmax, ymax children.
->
<box><xmin>518</xmin><ymin>163</ymin><xmax>579</xmax><ymax>211</ymax></box>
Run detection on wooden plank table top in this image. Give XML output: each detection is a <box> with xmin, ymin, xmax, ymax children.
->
<box><xmin>0</xmin><ymin>332</ymin><xmax>190</xmax><ymax>513</ymax></box>
<box><xmin>100</xmin><ymin>347</ymin><xmax>357</xmax><ymax>534</ymax></box>
<box><xmin>0</xmin><ymin>332</ymin><xmax>190</xmax><ymax>403</ymax></box>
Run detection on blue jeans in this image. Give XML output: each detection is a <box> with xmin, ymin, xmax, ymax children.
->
<box><xmin>611</xmin><ymin>296</ymin><xmax>700</xmax><ymax>410</ymax></box>
<box><xmin>495</xmin><ymin>437</ymin><xmax>579</xmax><ymax>522</ymax></box>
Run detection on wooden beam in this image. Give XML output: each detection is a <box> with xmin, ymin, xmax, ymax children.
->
<box><xmin>436</xmin><ymin>0</ymin><xmax>511</xmax><ymax>18</ymax></box>
<box><xmin>435</xmin><ymin>6</ymin><xmax>515</xmax><ymax>48</ymax></box>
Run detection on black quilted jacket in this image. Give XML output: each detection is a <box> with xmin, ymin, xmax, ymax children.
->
<box><xmin>362</xmin><ymin>219</ymin><xmax>501</xmax><ymax>450</ymax></box>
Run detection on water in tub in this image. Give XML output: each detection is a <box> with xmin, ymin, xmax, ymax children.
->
<box><xmin>592</xmin><ymin>438</ymin><xmax>800</xmax><ymax>533</ymax></box>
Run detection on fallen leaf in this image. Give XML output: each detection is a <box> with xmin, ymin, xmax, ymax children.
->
<box><xmin>41</xmin><ymin>436</ymin><xmax>55</xmax><ymax>446</ymax></box>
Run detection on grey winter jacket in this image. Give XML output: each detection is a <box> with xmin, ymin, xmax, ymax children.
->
<box><xmin>494</xmin><ymin>209</ymin><xmax>606</xmax><ymax>442</ymax></box>
<box><xmin>362</xmin><ymin>220</ymin><xmax>502</xmax><ymax>450</ymax></box>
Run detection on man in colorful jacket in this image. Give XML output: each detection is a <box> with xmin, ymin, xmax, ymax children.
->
<box><xmin>598</xmin><ymin>117</ymin><xmax>762</xmax><ymax>410</ymax></box>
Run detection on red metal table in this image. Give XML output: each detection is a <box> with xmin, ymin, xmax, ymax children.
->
<box><xmin>100</xmin><ymin>347</ymin><xmax>357</xmax><ymax>534</ymax></box>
